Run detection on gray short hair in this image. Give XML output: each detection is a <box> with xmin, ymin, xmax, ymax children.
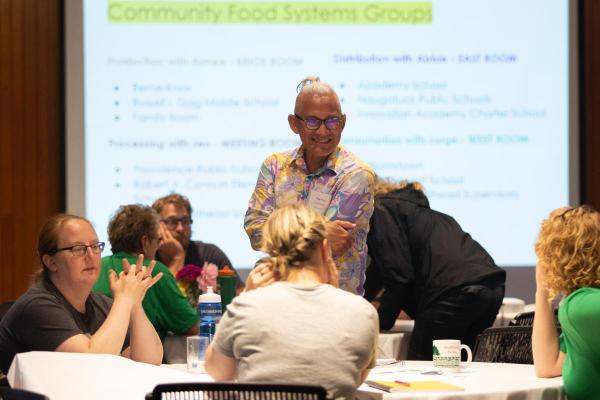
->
<box><xmin>296</xmin><ymin>76</ymin><xmax>336</xmax><ymax>96</ymax></box>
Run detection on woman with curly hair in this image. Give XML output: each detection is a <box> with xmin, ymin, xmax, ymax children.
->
<box><xmin>532</xmin><ymin>205</ymin><xmax>600</xmax><ymax>400</ymax></box>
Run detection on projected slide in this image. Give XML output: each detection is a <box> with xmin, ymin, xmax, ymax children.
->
<box><xmin>83</xmin><ymin>0</ymin><xmax>569</xmax><ymax>267</ymax></box>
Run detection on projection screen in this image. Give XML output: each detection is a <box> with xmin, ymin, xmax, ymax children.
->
<box><xmin>66</xmin><ymin>0</ymin><xmax>579</xmax><ymax>269</ymax></box>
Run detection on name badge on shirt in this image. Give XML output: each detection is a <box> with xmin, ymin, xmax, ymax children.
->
<box><xmin>306</xmin><ymin>191</ymin><xmax>332</xmax><ymax>215</ymax></box>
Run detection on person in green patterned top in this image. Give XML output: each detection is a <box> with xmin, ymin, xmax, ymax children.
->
<box><xmin>532</xmin><ymin>205</ymin><xmax>600</xmax><ymax>400</ymax></box>
<box><xmin>93</xmin><ymin>204</ymin><xmax>198</xmax><ymax>339</ymax></box>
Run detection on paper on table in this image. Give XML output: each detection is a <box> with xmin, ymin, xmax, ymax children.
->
<box><xmin>365</xmin><ymin>380</ymin><xmax>464</xmax><ymax>392</ymax></box>
<box><xmin>376</xmin><ymin>359</ymin><xmax>404</xmax><ymax>366</ymax></box>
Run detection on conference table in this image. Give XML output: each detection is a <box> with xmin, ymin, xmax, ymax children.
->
<box><xmin>358</xmin><ymin>360</ymin><xmax>564</xmax><ymax>400</ymax></box>
<box><xmin>7</xmin><ymin>352</ymin><xmax>564</xmax><ymax>400</ymax></box>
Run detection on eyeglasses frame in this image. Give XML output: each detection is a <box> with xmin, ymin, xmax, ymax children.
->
<box><xmin>161</xmin><ymin>216</ymin><xmax>193</xmax><ymax>229</ymax></box>
<box><xmin>51</xmin><ymin>242</ymin><xmax>105</xmax><ymax>256</ymax></box>
<box><xmin>293</xmin><ymin>113</ymin><xmax>344</xmax><ymax>130</ymax></box>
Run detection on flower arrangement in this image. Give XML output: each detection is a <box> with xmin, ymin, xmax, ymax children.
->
<box><xmin>175</xmin><ymin>262</ymin><xmax>218</xmax><ymax>307</ymax></box>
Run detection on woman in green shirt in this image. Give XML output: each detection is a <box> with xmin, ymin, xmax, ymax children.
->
<box><xmin>532</xmin><ymin>205</ymin><xmax>600</xmax><ymax>400</ymax></box>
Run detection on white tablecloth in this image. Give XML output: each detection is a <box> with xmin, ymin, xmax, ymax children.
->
<box><xmin>378</xmin><ymin>332</ymin><xmax>409</xmax><ymax>360</ymax></box>
<box><xmin>379</xmin><ymin>319</ymin><xmax>414</xmax><ymax>360</ymax></box>
<box><xmin>8</xmin><ymin>353</ymin><xmax>563</xmax><ymax>400</ymax></box>
<box><xmin>7</xmin><ymin>352</ymin><xmax>210</xmax><ymax>400</ymax></box>
<box><xmin>358</xmin><ymin>360</ymin><xmax>564</xmax><ymax>400</ymax></box>
<box><xmin>157</xmin><ymin>361</ymin><xmax>565</xmax><ymax>400</ymax></box>
<box><xmin>387</xmin><ymin>320</ymin><xmax>415</xmax><ymax>333</ymax></box>
<box><xmin>493</xmin><ymin>311</ymin><xmax>520</xmax><ymax>327</ymax></box>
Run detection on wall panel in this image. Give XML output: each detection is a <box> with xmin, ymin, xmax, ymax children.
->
<box><xmin>0</xmin><ymin>0</ymin><xmax>63</xmax><ymax>302</ymax></box>
<box><xmin>582</xmin><ymin>0</ymin><xmax>600</xmax><ymax>208</ymax></box>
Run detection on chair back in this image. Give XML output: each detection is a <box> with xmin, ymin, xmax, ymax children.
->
<box><xmin>0</xmin><ymin>387</ymin><xmax>49</xmax><ymax>400</ymax></box>
<box><xmin>473</xmin><ymin>326</ymin><xmax>535</xmax><ymax>364</ymax></box>
<box><xmin>0</xmin><ymin>301</ymin><xmax>15</xmax><ymax>323</ymax></box>
<box><xmin>147</xmin><ymin>382</ymin><xmax>328</xmax><ymax>400</ymax></box>
<box><xmin>0</xmin><ymin>301</ymin><xmax>16</xmax><ymax>387</ymax></box>
<box><xmin>509</xmin><ymin>311</ymin><xmax>535</xmax><ymax>326</ymax></box>
<box><xmin>509</xmin><ymin>309</ymin><xmax>560</xmax><ymax>327</ymax></box>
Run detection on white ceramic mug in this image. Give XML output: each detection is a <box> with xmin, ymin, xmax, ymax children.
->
<box><xmin>187</xmin><ymin>335</ymin><xmax>209</xmax><ymax>373</ymax></box>
<box><xmin>432</xmin><ymin>339</ymin><xmax>472</xmax><ymax>372</ymax></box>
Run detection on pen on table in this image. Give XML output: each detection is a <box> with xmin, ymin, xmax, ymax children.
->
<box><xmin>365</xmin><ymin>381</ymin><xmax>392</xmax><ymax>392</ymax></box>
<box><xmin>394</xmin><ymin>380</ymin><xmax>411</xmax><ymax>387</ymax></box>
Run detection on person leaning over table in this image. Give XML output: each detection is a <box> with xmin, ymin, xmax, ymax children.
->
<box><xmin>206</xmin><ymin>204</ymin><xmax>378</xmax><ymax>400</ymax></box>
<box><xmin>93</xmin><ymin>204</ymin><xmax>199</xmax><ymax>339</ymax></box>
<box><xmin>364</xmin><ymin>177</ymin><xmax>505</xmax><ymax>360</ymax></box>
<box><xmin>151</xmin><ymin>192</ymin><xmax>244</xmax><ymax>289</ymax></box>
<box><xmin>244</xmin><ymin>75</ymin><xmax>374</xmax><ymax>295</ymax></box>
<box><xmin>0</xmin><ymin>214</ymin><xmax>163</xmax><ymax>374</ymax></box>
<box><xmin>532</xmin><ymin>205</ymin><xmax>600</xmax><ymax>400</ymax></box>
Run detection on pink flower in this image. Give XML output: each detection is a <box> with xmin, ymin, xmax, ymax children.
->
<box><xmin>176</xmin><ymin>264</ymin><xmax>203</xmax><ymax>282</ymax></box>
<box><xmin>198</xmin><ymin>262</ymin><xmax>218</xmax><ymax>293</ymax></box>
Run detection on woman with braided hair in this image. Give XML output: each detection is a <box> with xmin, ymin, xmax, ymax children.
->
<box><xmin>205</xmin><ymin>204</ymin><xmax>378</xmax><ymax>400</ymax></box>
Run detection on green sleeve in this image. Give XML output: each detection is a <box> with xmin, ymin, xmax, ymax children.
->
<box><xmin>559</xmin><ymin>333</ymin><xmax>566</xmax><ymax>353</ymax></box>
<box><xmin>93</xmin><ymin>256</ymin><xmax>121</xmax><ymax>296</ymax></box>
<box><xmin>560</xmin><ymin>288</ymin><xmax>600</xmax><ymax>348</ymax></box>
<box><xmin>98</xmin><ymin>254</ymin><xmax>198</xmax><ymax>338</ymax></box>
<box><xmin>146</xmin><ymin>263</ymin><xmax>198</xmax><ymax>336</ymax></box>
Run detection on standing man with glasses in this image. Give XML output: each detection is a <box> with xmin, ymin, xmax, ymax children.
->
<box><xmin>244</xmin><ymin>76</ymin><xmax>374</xmax><ymax>295</ymax></box>
<box><xmin>152</xmin><ymin>193</ymin><xmax>244</xmax><ymax>289</ymax></box>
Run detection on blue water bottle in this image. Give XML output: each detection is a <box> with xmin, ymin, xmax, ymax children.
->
<box><xmin>198</xmin><ymin>286</ymin><xmax>222</xmax><ymax>343</ymax></box>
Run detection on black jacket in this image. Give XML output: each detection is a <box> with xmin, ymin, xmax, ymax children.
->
<box><xmin>366</xmin><ymin>185</ymin><xmax>506</xmax><ymax>329</ymax></box>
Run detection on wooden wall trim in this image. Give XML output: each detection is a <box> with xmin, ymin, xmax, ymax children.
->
<box><xmin>582</xmin><ymin>0</ymin><xmax>600</xmax><ymax>208</ymax></box>
<box><xmin>0</xmin><ymin>0</ymin><xmax>63</xmax><ymax>301</ymax></box>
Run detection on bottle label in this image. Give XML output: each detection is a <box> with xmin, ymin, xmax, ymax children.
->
<box><xmin>199</xmin><ymin>301</ymin><xmax>222</xmax><ymax>320</ymax></box>
<box><xmin>199</xmin><ymin>320</ymin><xmax>216</xmax><ymax>343</ymax></box>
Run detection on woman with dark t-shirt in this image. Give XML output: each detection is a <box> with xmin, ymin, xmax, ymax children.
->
<box><xmin>0</xmin><ymin>214</ymin><xmax>163</xmax><ymax>374</ymax></box>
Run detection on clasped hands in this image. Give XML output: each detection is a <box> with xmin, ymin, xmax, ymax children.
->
<box><xmin>109</xmin><ymin>254</ymin><xmax>163</xmax><ymax>305</ymax></box>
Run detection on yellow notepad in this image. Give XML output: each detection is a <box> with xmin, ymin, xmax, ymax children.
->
<box><xmin>365</xmin><ymin>380</ymin><xmax>464</xmax><ymax>392</ymax></box>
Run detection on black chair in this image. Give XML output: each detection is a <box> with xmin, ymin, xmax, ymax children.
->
<box><xmin>0</xmin><ymin>301</ymin><xmax>15</xmax><ymax>323</ymax></box>
<box><xmin>0</xmin><ymin>301</ymin><xmax>16</xmax><ymax>387</ymax></box>
<box><xmin>146</xmin><ymin>383</ymin><xmax>328</xmax><ymax>400</ymax></box>
<box><xmin>0</xmin><ymin>387</ymin><xmax>49</xmax><ymax>400</ymax></box>
<box><xmin>509</xmin><ymin>310</ymin><xmax>560</xmax><ymax>327</ymax></box>
<box><xmin>473</xmin><ymin>326</ymin><xmax>535</xmax><ymax>364</ymax></box>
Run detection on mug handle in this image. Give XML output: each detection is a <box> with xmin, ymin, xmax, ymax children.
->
<box><xmin>460</xmin><ymin>344</ymin><xmax>472</xmax><ymax>368</ymax></box>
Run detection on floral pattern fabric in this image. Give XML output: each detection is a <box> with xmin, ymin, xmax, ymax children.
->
<box><xmin>244</xmin><ymin>145</ymin><xmax>374</xmax><ymax>295</ymax></box>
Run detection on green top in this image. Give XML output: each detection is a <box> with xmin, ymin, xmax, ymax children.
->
<box><xmin>93</xmin><ymin>252</ymin><xmax>198</xmax><ymax>339</ymax></box>
<box><xmin>558</xmin><ymin>287</ymin><xmax>600</xmax><ymax>400</ymax></box>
